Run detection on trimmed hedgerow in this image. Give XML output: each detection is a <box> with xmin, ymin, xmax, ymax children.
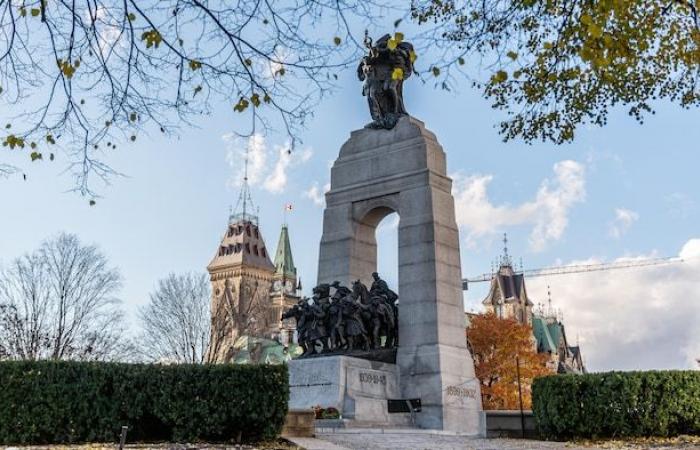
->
<box><xmin>0</xmin><ymin>360</ymin><xmax>288</xmax><ymax>445</ymax></box>
<box><xmin>532</xmin><ymin>371</ymin><xmax>700</xmax><ymax>440</ymax></box>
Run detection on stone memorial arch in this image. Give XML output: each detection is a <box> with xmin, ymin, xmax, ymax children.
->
<box><xmin>316</xmin><ymin>116</ymin><xmax>483</xmax><ymax>433</ymax></box>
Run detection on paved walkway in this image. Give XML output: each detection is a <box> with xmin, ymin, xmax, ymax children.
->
<box><xmin>312</xmin><ymin>433</ymin><xmax>584</xmax><ymax>450</ymax></box>
<box><xmin>307</xmin><ymin>431</ymin><xmax>700</xmax><ymax>450</ymax></box>
<box><xmin>286</xmin><ymin>437</ymin><xmax>353</xmax><ymax>450</ymax></box>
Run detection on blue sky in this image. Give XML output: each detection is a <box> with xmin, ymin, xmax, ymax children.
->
<box><xmin>2</xmin><ymin>28</ymin><xmax>699</xmax><ymax>372</ymax></box>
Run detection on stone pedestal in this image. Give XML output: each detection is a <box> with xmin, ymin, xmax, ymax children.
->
<box><xmin>289</xmin><ymin>356</ymin><xmax>410</xmax><ymax>427</ymax></box>
<box><xmin>316</xmin><ymin>116</ymin><xmax>484</xmax><ymax>434</ymax></box>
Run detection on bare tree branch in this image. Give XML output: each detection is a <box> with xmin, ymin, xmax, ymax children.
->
<box><xmin>0</xmin><ymin>0</ymin><xmax>389</xmax><ymax>196</ymax></box>
<box><xmin>0</xmin><ymin>232</ymin><xmax>132</xmax><ymax>361</ymax></box>
<box><xmin>138</xmin><ymin>272</ymin><xmax>210</xmax><ymax>364</ymax></box>
<box><xmin>205</xmin><ymin>275</ymin><xmax>276</xmax><ymax>363</ymax></box>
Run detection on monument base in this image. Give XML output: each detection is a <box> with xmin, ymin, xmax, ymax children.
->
<box><xmin>288</xmin><ymin>356</ymin><xmax>411</xmax><ymax>427</ymax></box>
<box><xmin>296</xmin><ymin>347</ymin><xmax>396</xmax><ymax>364</ymax></box>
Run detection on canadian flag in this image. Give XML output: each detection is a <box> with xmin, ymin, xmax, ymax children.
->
<box><xmin>285</xmin><ymin>204</ymin><xmax>293</xmax><ymax>211</ymax></box>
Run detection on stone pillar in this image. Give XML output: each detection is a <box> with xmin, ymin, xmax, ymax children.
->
<box><xmin>317</xmin><ymin>116</ymin><xmax>484</xmax><ymax>434</ymax></box>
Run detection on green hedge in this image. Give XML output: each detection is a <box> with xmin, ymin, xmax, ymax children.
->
<box><xmin>0</xmin><ymin>361</ymin><xmax>289</xmax><ymax>445</ymax></box>
<box><xmin>533</xmin><ymin>371</ymin><xmax>700</xmax><ymax>440</ymax></box>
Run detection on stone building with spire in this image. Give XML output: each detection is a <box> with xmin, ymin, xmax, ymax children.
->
<box><xmin>472</xmin><ymin>235</ymin><xmax>586</xmax><ymax>374</ymax></box>
<box><xmin>205</xmin><ymin>145</ymin><xmax>301</xmax><ymax>363</ymax></box>
<box><xmin>205</xmin><ymin>210</ymin><xmax>301</xmax><ymax>362</ymax></box>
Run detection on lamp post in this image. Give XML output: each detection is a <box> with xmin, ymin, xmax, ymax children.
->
<box><xmin>516</xmin><ymin>355</ymin><xmax>525</xmax><ymax>438</ymax></box>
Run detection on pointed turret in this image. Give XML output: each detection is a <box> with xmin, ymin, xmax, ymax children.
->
<box><xmin>206</xmin><ymin>136</ymin><xmax>278</xmax><ymax>363</ymax></box>
<box><xmin>273</xmin><ymin>224</ymin><xmax>297</xmax><ymax>280</ymax></box>
<box><xmin>481</xmin><ymin>233</ymin><xmax>533</xmax><ymax>324</ymax></box>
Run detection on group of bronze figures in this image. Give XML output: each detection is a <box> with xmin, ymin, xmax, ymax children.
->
<box><xmin>281</xmin><ymin>273</ymin><xmax>399</xmax><ymax>356</ymax></box>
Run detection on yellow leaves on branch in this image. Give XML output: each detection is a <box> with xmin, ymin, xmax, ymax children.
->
<box><xmin>391</xmin><ymin>67</ymin><xmax>404</xmax><ymax>80</ymax></box>
<box><xmin>234</xmin><ymin>91</ymin><xmax>271</xmax><ymax>112</ymax></box>
<box><xmin>491</xmin><ymin>70</ymin><xmax>508</xmax><ymax>83</ymax></box>
<box><xmin>18</xmin><ymin>6</ymin><xmax>41</xmax><ymax>17</ymax></box>
<box><xmin>141</xmin><ymin>30</ymin><xmax>163</xmax><ymax>48</ymax></box>
<box><xmin>387</xmin><ymin>32</ymin><xmax>404</xmax><ymax>51</ymax></box>
<box><xmin>189</xmin><ymin>60</ymin><xmax>202</xmax><ymax>71</ymax></box>
<box><xmin>2</xmin><ymin>135</ymin><xmax>25</xmax><ymax>149</ymax></box>
<box><xmin>57</xmin><ymin>59</ymin><xmax>79</xmax><ymax>79</ymax></box>
<box><xmin>233</xmin><ymin>97</ymin><xmax>249</xmax><ymax>112</ymax></box>
<box><xmin>2</xmin><ymin>134</ymin><xmax>54</xmax><ymax>163</ymax></box>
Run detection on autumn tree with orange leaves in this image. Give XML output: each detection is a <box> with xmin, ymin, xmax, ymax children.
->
<box><xmin>467</xmin><ymin>312</ymin><xmax>549</xmax><ymax>410</ymax></box>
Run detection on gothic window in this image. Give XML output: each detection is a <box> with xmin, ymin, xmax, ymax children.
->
<box><xmin>253</xmin><ymin>245</ymin><xmax>259</xmax><ymax>256</ymax></box>
<box><xmin>245</xmin><ymin>243</ymin><xmax>250</xmax><ymax>253</ymax></box>
<box><xmin>254</xmin><ymin>227</ymin><xmax>259</xmax><ymax>239</ymax></box>
<box><xmin>235</xmin><ymin>244</ymin><xmax>241</xmax><ymax>253</ymax></box>
<box><xmin>261</xmin><ymin>247</ymin><xmax>266</xmax><ymax>258</ymax></box>
<box><xmin>246</xmin><ymin>225</ymin><xmax>251</xmax><ymax>236</ymax></box>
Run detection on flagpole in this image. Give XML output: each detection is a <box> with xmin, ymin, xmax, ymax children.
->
<box><xmin>283</xmin><ymin>203</ymin><xmax>293</xmax><ymax>226</ymax></box>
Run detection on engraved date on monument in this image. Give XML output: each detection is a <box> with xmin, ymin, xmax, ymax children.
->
<box><xmin>446</xmin><ymin>385</ymin><xmax>476</xmax><ymax>399</ymax></box>
<box><xmin>359</xmin><ymin>372</ymin><xmax>386</xmax><ymax>385</ymax></box>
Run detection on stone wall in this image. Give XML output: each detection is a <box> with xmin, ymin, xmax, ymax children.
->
<box><xmin>485</xmin><ymin>410</ymin><xmax>537</xmax><ymax>438</ymax></box>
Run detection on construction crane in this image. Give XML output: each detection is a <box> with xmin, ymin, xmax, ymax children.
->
<box><xmin>462</xmin><ymin>255</ymin><xmax>684</xmax><ymax>291</ymax></box>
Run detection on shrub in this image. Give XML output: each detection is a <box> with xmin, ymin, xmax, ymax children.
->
<box><xmin>532</xmin><ymin>371</ymin><xmax>700</xmax><ymax>440</ymax></box>
<box><xmin>0</xmin><ymin>360</ymin><xmax>289</xmax><ymax>445</ymax></box>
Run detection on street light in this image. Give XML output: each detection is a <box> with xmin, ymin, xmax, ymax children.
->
<box><xmin>516</xmin><ymin>355</ymin><xmax>525</xmax><ymax>438</ymax></box>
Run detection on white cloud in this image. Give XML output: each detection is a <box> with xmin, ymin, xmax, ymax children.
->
<box><xmin>453</xmin><ymin>160</ymin><xmax>586</xmax><ymax>251</ymax></box>
<box><xmin>526</xmin><ymin>238</ymin><xmax>700</xmax><ymax>371</ymax></box>
<box><xmin>87</xmin><ymin>6</ymin><xmax>123</xmax><ymax>53</ymax></box>
<box><xmin>304</xmin><ymin>182</ymin><xmax>330</xmax><ymax>207</ymax></box>
<box><xmin>264</xmin><ymin>145</ymin><xmax>292</xmax><ymax>193</ymax></box>
<box><xmin>224</xmin><ymin>134</ymin><xmax>311</xmax><ymax>194</ymax></box>
<box><xmin>261</xmin><ymin>47</ymin><xmax>294</xmax><ymax>80</ymax></box>
<box><xmin>608</xmin><ymin>208</ymin><xmax>639</xmax><ymax>239</ymax></box>
<box><xmin>224</xmin><ymin>133</ymin><xmax>267</xmax><ymax>188</ymax></box>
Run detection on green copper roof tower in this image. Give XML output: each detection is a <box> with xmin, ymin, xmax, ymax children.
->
<box><xmin>273</xmin><ymin>224</ymin><xmax>296</xmax><ymax>280</ymax></box>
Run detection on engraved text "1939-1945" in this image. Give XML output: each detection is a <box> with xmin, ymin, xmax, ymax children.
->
<box><xmin>359</xmin><ymin>372</ymin><xmax>386</xmax><ymax>385</ymax></box>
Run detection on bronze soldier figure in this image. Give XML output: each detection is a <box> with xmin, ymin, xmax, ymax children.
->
<box><xmin>357</xmin><ymin>33</ymin><xmax>415</xmax><ymax>130</ymax></box>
